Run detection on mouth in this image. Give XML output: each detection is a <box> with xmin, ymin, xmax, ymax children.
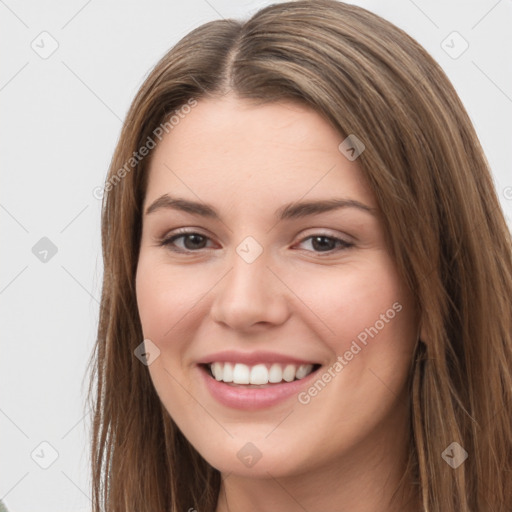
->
<box><xmin>201</xmin><ymin>361</ymin><xmax>322</xmax><ymax>388</ymax></box>
<box><xmin>197</xmin><ymin>359</ymin><xmax>323</xmax><ymax>410</ymax></box>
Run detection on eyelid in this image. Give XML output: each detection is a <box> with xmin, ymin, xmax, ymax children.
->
<box><xmin>298</xmin><ymin>227</ymin><xmax>354</xmax><ymax>242</ymax></box>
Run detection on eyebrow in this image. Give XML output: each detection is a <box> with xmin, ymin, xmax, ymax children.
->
<box><xmin>144</xmin><ymin>194</ymin><xmax>377</xmax><ymax>220</ymax></box>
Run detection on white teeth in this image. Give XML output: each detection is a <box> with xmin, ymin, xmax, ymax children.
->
<box><xmin>282</xmin><ymin>364</ymin><xmax>296</xmax><ymax>382</ymax></box>
<box><xmin>268</xmin><ymin>363</ymin><xmax>283</xmax><ymax>383</ymax></box>
<box><xmin>295</xmin><ymin>364</ymin><xmax>310</xmax><ymax>379</ymax></box>
<box><xmin>223</xmin><ymin>362</ymin><xmax>234</xmax><ymax>383</ymax></box>
<box><xmin>208</xmin><ymin>362</ymin><xmax>315</xmax><ymax>385</ymax></box>
<box><xmin>233</xmin><ymin>363</ymin><xmax>250</xmax><ymax>384</ymax></box>
<box><xmin>250</xmin><ymin>364</ymin><xmax>268</xmax><ymax>385</ymax></box>
<box><xmin>212</xmin><ymin>362</ymin><xmax>223</xmax><ymax>381</ymax></box>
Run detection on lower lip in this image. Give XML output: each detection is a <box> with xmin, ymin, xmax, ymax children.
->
<box><xmin>198</xmin><ymin>365</ymin><xmax>320</xmax><ymax>410</ymax></box>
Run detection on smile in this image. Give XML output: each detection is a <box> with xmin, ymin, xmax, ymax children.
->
<box><xmin>197</xmin><ymin>354</ymin><xmax>323</xmax><ymax>410</ymax></box>
<box><xmin>207</xmin><ymin>362</ymin><xmax>317</xmax><ymax>385</ymax></box>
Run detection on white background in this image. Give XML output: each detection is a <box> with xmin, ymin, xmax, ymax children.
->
<box><xmin>1</xmin><ymin>1</ymin><xmax>511</xmax><ymax>511</ymax></box>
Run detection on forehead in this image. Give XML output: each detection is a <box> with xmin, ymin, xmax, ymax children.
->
<box><xmin>144</xmin><ymin>95</ymin><xmax>374</xmax><ymax>212</ymax></box>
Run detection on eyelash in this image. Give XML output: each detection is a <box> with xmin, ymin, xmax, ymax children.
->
<box><xmin>157</xmin><ymin>229</ymin><xmax>354</xmax><ymax>255</ymax></box>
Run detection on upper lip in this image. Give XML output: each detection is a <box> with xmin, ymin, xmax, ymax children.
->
<box><xmin>197</xmin><ymin>350</ymin><xmax>321</xmax><ymax>366</ymax></box>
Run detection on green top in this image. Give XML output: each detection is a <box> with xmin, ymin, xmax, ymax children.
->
<box><xmin>0</xmin><ymin>501</ymin><xmax>8</xmax><ymax>512</ymax></box>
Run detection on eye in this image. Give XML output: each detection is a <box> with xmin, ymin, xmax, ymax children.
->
<box><xmin>158</xmin><ymin>230</ymin><xmax>353</xmax><ymax>255</ymax></box>
<box><xmin>295</xmin><ymin>234</ymin><xmax>354</xmax><ymax>254</ymax></box>
<box><xmin>158</xmin><ymin>230</ymin><xmax>214</xmax><ymax>252</ymax></box>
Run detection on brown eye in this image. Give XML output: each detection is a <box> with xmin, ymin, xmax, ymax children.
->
<box><xmin>160</xmin><ymin>232</ymin><xmax>212</xmax><ymax>252</ymax></box>
<box><xmin>296</xmin><ymin>234</ymin><xmax>353</xmax><ymax>254</ymax></box>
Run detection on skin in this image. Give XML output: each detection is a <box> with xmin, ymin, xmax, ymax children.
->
<box><xmin>135</xmin><ymin>95</ymin><xmax>421</xmax><ymax>512</ymax></box>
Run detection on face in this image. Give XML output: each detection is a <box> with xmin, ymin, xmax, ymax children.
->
<box><xmin>135</xmin><ymin>95</ymin><xmax>418</xmax><ymax>479</ymax></box>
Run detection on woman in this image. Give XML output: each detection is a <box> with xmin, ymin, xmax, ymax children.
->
<box><xmin>87</xmin><ymin>1</ymin><xmax>512</xmax><ymax>511</ymax></box>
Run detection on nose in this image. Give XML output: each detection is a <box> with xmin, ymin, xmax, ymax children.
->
<box><xmin>209</xmin><ymin>248</ymin><xmax>291</xmax><ymax>331</ymax></box>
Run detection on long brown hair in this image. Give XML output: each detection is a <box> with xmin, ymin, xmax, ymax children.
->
<box><xmin>86</xmin><ymin>1</ymin><xmax>512</xmax><ymax>510</ymax></box>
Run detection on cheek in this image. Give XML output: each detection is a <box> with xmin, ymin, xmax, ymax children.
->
<box><xmin>293</xmin><ymin>265</ymin><xmax>415</xmax><ymax>447</ymax></box>
<box><xmin>135</xmin><ymin>256</ymin><xmax>207</xmax><ymax>341</ymax></box>
<box><xmin>135</xmin><ymin>257</ymin><xmax>204</xmax><ymax>415</ymax></box>
<box><xmin>298</xmin><ymin>258</ymin><xmax>417</xmax><ymax>415</ymax></box>
<box><xmin>136</xmin><ymin>261</ymin><xmax>170</xmax><ymax>340</ymax></box>
<box><xmin>297</xmin><ymin>256</ymin><xmax>410</xmax><ymax>352</ymax></box>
